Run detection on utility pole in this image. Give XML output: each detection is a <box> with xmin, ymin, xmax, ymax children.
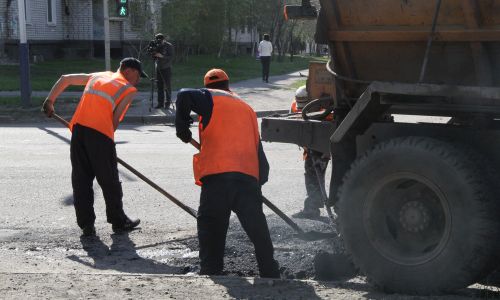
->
<box><xmin>17</xmin><ymin>0</ymin><xmax>31</xmax><ymax>107</ymax></box>
<box><xmin>103</xmin><ymin>0</ymin><xmax>111</xmax><ymax>70</ymax></box>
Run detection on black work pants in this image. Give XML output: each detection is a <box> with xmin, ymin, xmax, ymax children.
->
<box><xmin>304</xmin><ymin>150</ymin><xmax>329</xmax><ymax>211</ymax></box>
<box><xmin>197</xmin><ymin>173</ymin><xmax>280</xmax><ymax>278</ymax></box>
<box><xmin>70</xmin><ymin>124</ymin><xmax>127</xmax><ymax>229</ymax></box>
<box><xmin>260</xmin><ymin>56</ymin><xmax>271</xmax><ymax>82</ymax></box>
<box><xmin>157</xmin><ymin>67</ymin><xmax>172</xmax><ymax>106</ymax></box>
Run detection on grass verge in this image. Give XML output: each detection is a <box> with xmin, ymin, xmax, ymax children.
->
<box><xmin>0</xmin><ymin>54</ymin><xmax>326</xmax><ymax>92</ymax></box>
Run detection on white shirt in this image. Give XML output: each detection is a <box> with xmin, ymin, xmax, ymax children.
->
<box><xmin>258</xmin><ymin>40</ymin><xmax>273</xmax><ymax>57</ymax></box>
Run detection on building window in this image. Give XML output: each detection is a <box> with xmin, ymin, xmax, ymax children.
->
<box><xmin>47</xmin><ymin>0</ymin><xmax>57</xmax><ymax>25</ymax></box>
<box><xmin>24</xmin><ymin>0</ymin><xmax>32</xmax><ymax>25</ymax></box>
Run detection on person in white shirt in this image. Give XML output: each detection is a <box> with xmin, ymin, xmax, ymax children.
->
<box><xmin>258</xmin><ymin>34</ymin><xmax>273</xmax><ymax>83</ymax></box>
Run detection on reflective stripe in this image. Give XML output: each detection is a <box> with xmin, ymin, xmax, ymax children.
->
<box><xmin>84</xmin><ymin>76</ymin><xmax>101</xmax><ymax>93</ymax></box>
<box><xmin>83</xmin><ymin>76</ymin><xmax>132</xmax><ymax>109</ymax></box>
<box><xmin>209</xmin><ymin>90</ymin><xmax>243</xmax><ymax>102</ymax></box>
<box><xmin>113</xmin><ymin>84</ymin><xmax>132</xmax><ymax>102</ymax></box>
<box><xmin>85</xmin><ymin>89</ymin><xmax>115</xmax><ymax>108</ymax></box>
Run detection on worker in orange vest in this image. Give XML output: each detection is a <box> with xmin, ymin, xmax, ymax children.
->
<box><xmin>42</xmin><ymin>57</ymin><xmax>146</xmax><ymax>237</ymax></box>
<box><xmin>290</xmin><ymin>85</ymin><xmax>331</xmax><ymax>220</ymax></box>
<box><xmin>175</xmin><ymin>69</ymin><xmax>280</xmax><ymax>278</ymax></box>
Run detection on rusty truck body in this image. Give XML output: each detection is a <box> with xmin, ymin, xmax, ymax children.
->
<box><xmin>262</xmin><ymin>0</ymin><xmax>500</xmax><ymax>294</ymax></box>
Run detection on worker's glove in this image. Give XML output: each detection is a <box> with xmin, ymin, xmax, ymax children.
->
<box><xmin>42</xmin><ymin>98</ymin><xmax>54</xmax><ymax>117</ymax></box>
<box><xmin>176</xmin><ymin>129</ymin><xmax>192</xmax><ymax>143</ymax></box>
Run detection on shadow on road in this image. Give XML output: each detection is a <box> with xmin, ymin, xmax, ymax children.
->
<box><xmin>210</xmin><ymin>276</ymin><xmax>322</xmax><ymax>300</ymax></box>
<box><xmin>67</xmin><ymin>232</ymin><xmax>184</xmax><ymax>275</ymax></box>
<box><xmin>321</xmin><ymin>280</ymin><xmax>500</xmax><ymax>299</ymax></box>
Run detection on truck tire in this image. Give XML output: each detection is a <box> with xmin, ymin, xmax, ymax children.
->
<box><xmin>337</xmin><ymin>136</ymin><xmax>500</xmax><ymax>294</ymax></box>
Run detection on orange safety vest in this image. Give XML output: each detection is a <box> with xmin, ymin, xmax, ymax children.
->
<box><xmin>192</xmin><ymin>89</ymin><xmax>260</xmax><ymax>186</ymax></box>
<box><xmin>70</xmin><ymin>71</ymin><xmax>136</xmax><ymax>140</ymax></box>
<box><xmin>290</xmin><ymin>100</ymin><xmax>298</xmax><ymax>113</ymax></box>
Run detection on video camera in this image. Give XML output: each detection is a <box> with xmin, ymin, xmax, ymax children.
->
<box><xmin>146</xmin><ymin>38</ymin><xmax>164</xmax><ymax>57</ymax></box>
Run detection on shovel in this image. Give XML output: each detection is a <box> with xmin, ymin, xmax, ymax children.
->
<box><xmin>189</xmin><ymin>138</ymin><xmax>335</xmax><ymax>241</ymax></box>
<box><xmin>50</xmin><ymin>113</ymin><xmax>198</xmax><ymax>218</ymax></box>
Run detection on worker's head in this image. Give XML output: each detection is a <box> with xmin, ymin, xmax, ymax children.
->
<box><xmin>263</xmin><ymin>33</ymin><xmax>270</xmax><ymax>41</ymax></box>
<box><xmin>295</xmin><ymin>85</ymin><xmax>310</xmax><ymax>109</ymax></box>
<box><xmin>155</xmin><ymin>33</ymin><xmax>165</xmax><ymax>41</ymax></box>
<box><xmin>204</xmin><ymin>68</ymin><xmax>230</xmax><ymax>91</ymax></box>
<box><xmin>119</xmin><ymin>57</ymin><xmax>148</xmax><ymax>86</ymax></box>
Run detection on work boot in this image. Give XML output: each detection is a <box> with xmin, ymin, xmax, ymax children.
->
<box><xmin>81</xmin><ymin>225</ymin><xmax>96</xmax><ymax>237</ymax></box>
<box><xmin>292</xmin><ymin>209</ymin><xmax>320</xmax><ymax>220</ymax></box>
<box><xmin>112</xmin><ymin>218</ymin><xmax>140</xmax><ymax>233</ymax></box>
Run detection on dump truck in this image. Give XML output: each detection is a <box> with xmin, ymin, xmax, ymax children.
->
<box><xmin>262</xmin><ymin>0</ymin><xmax>500</xmax><ymax>294</ymax></box>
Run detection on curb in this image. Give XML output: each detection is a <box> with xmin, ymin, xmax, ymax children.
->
<box><xmin>0</xmin><ymin>110</ymin><xmax>289</xmax><ymax>125</ymax></box>
<box><xmin>122</xmin><ymin>109</ymin><xmax>289</xmax><ymax>125</ymax></box>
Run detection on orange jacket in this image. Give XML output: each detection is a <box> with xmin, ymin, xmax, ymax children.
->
<box><xmin>193</xmin><ymin>89</ymin><xmax>260</xmax><ymax>185</ymax></box>
<box><xmin>290</xmin><ymin>100</ymin><xmax>298</xmax><ymax>113</ymax></box>
<box><xmin>70</xmin><ymin>71</ymin><xmax>136</xmax><ymax>140</ymax></box>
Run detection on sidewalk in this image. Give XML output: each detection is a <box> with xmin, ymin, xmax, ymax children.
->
<box><xmin>0</xmin><ymin>70</ymin><xmax>307</xmax><ymax>124</ymax></box>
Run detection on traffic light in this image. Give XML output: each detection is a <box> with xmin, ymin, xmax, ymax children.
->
<box><xmin>116</xmin><ymin>0</ymin><xmax>129</xmax><ymax>17</ymax></box>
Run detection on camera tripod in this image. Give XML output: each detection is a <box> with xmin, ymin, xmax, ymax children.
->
<box><xmin>148</xmin><ymin>58</ymin><xmax>175</xmax><ymax>112</ymax></box>
<box><xmin>148</xmin><ymin>59</ymin><xmax>158</xmax><ymax>112</ymax></box>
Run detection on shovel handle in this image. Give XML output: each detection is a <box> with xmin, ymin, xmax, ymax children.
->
<box><xmin>50</xmin><ymin>113</ymin><xmax>198</xmax><ymax>219</ymax></box>
<box><xmin>190</xmin><ymin>138</ymin><xmax>200</xmax><ymax>150</ymax></box>
<box><xmin>187</xmin><ymin>138</ymin><xmax>306</xmax><ymax>235</ymax></box>
<box><xmin>261</xmin><ymin>196</ymin><xmax>305</xmax><ymax>235</ymax></box>
<box><xmin>52</xmin><ymin>113</ymin><xmax>70</xmax><ymax>127</ymax></box>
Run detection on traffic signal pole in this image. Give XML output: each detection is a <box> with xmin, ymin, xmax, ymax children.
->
<box><xmin>103</xmin><ymin>0</ymin><xmax>111</xmax><ymax>70</ymax></box>
<box><xmin>17</xmin><ymin>0</ymin><xmax>31</xmax><ymax>107</ymax></box>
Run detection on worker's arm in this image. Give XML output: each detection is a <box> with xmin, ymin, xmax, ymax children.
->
<box><xmin>175</xmin><ymin>88</ymin><xmax>213</xmax><ymax>143</ymax></box>
<box><xmin>112</xmin><ymin>92</ymin><xmax>136</xmax><ymax>131</ymax></box>
<box><xmin>42</xmin><ymin>73</ymin><xmax>91</xmax><ymax>117</ymax></box>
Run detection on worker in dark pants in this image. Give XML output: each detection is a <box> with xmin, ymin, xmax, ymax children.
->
<box><xmin>295</xmin><ymin>149</ymin><xmax>329</xmax><ymax>219</ymax></box>
<box><xmin>42</xmin><ymin>57</ymin><xmax>144</xmax><ymax>236</ymax></box>
<box><xmin>152</xmin><ymin>33</ymin><xmax>174</xmax><ymax>109</ymax></box>
<box><xmin>290</xmin><ymin>86</ymin><xmax>331</xmax><ymax>219</ymax></box>
<box><xmin>175</xmin><ymin>69</ymin><xmax>280</xmax><ymax>278</ymax></box>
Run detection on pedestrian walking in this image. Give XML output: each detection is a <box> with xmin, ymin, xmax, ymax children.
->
<box><xmin>175</xmin><ymin>68</ymin><xmax>281</xmax><ymax>278</ymax></box>
<box><xmin>42</xmin><ymin>57</ymin><xmax>144</xmax><ymax>236</ymax></box>
<box><xmin>258</xmin><ymin>34</ymin><xmax>273</xmax><ymax>83</ymax></box>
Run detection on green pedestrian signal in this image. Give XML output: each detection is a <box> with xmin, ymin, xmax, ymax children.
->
<box><xmin>116</xmin><ymin>0</ymin><xmax>128</xmax><ymax>17</ymax></box>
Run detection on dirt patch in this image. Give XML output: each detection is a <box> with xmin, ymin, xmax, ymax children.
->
<box><xmin>165</xmin><ymin>215</ymin><xmax>351</xmax><ymax>280</ymax></box>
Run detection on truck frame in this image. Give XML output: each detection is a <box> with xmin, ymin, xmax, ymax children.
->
<box><xmin>262</xmin><ymin>0</ymin><xmax>500</xmax><ymax>294</ymax></box>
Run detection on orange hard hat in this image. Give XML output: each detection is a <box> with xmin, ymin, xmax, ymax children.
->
<box><xmin>204</xmin><ymin>69</ymin><xmax>229</xmax><ymax>86</ymax></box>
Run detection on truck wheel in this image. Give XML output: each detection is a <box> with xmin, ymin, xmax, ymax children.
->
<box><xmin>338</xmin><ymin>136</ymin><xmax>500</xmax><ymax>294</ymax></box>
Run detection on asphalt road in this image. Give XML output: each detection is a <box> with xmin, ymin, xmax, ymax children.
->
<box><xmin>0</xmin><ymin>122</ymin><xmax>315</xmax><ymax>230</ymax></box>
<box><xmin>2</xmin><ymin>122</ymin><xmax>500</xmax><ymax>299</ymax></box>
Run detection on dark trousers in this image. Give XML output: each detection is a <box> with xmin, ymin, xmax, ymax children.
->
<box><xmin>70</xmin><ymin>124</ymin><xmax>127</xmax><ymax>229</ymax></box>
<box><xmin>260</xmin><ymin>56</ymin><xmax>271</xmax><ymax>82</ymax></box>
<box><xmin>197</xmin><ymin>174</ymin><xmax>280</xmax><ymax>278</ymax></box>
<box><xmin>304</xmin><ymin>150</ymin><xmax>329</xmax><ymax>211</ymax></box>
<box><xmin>157</xmin><ymin>67</ymin><xmax>172</xmax><ymax>106</ymax></box>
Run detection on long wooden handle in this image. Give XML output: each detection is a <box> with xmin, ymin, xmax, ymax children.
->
<box><xmin>51</xmin><ymin>113</ymin><xmax>198</xmax><ymax>218</ymax></box>
<box><xmin>189</xmin><ymin>138</ymin><xmax>305</xmax><ymax>235</ymax></box>
<box><xmin>190</xmin><ymin>138</ymin><xmax>200</xmax><ymax>150</ymax></box>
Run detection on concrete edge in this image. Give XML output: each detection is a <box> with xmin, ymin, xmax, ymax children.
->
<box><xmin>122</xmin><ymin>110</ymin><xmax>289</xmax><ymax>125</ymax></box>
<box><xmin>0</xmin><ymin>110</ymin><xmax>289</xmax><ymax>125</ymax></box>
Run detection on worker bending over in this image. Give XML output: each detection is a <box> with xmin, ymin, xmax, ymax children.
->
<box><xmin>175</xmin><ymin>69</ymin><xmax>280</xmax><ymax>278</ymax></box>
<box><xmin>42</xmin><ymin>57</ymin><xmax>145</xmax><ymax>236</ymax></box>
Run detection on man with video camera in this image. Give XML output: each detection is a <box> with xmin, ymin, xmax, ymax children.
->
<box><xmin>150</xmin><ymin>33</ymin><xmax>174</xmax><ymax>109</ymax></box>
